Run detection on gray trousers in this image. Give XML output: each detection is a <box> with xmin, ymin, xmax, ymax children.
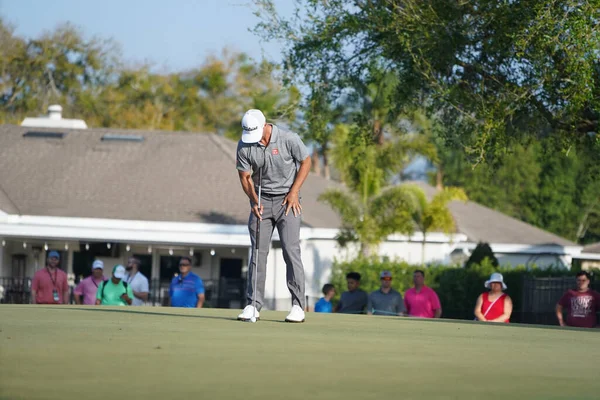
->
<box><xmin>246</xmin><ymin>193</ymin><xmax>305</xmax><ymax>311</ymax></box>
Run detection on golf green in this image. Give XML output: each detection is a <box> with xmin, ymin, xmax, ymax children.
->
<box><xmin>0</xmin><ymin>305</ymin><xmax>598</xmax><ymax>400</ymax></box>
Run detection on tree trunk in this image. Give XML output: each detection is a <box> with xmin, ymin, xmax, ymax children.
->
<box><xmin>374</xmin><ymin>119</ymin><xmax>384</xmax><ymax>145</ymax></box>
<box><xmin>322</xmin><ymin>150</ymin><xmax>330</xmax><ymax>180</ymax></box>
<box><xmin>436</xmin><ymin>168</ymin><xmax>443</xmax><ymax>190</ymax></box>
<box><xmin>421</xmin><ymin>235</ymin><xmax>426</xmax><ymax>266</ymax></box>
<box><xmin>311</xmin><ymin>151</ymin><xmax>321</xmax><ymax>176</ymax></box>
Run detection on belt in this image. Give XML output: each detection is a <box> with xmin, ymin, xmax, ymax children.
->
<box><xmin>260</xmin><ymin>192</ymin><xmax>286</xmax><ymax>198</ymax></box>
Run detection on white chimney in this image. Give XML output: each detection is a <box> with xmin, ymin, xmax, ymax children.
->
<box><xmin>21</xmin><ymin>104</ymin><xmax>87</xmax><ymax>129</ymax></box>
<box><xmin>47</xmin><ymin>105</ymin><xmax>63</xmax><ymax>120</ymax></box>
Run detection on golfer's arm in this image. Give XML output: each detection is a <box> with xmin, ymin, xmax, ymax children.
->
<box><xmin>238</xmin><ymin>171</ymin><xmax>259</xmax><ymax>205</ymax></box>
<box><xmin>289</xmin><ymin>156</ymin><xmax>311</xmax><ymax>194</ymax></box>
<box><xmin>555</xmin><ymin>304</ymin><xmax>565</xmax><ymax>326</ymax></box>
<box><xmin>63</xmin><ymin>290</ymin><xmax>70</xmax><ymax>304</ymax></box>
<box><xmin>95</xmin><ymin>299</ymin><xmax>101</xmax><ymax>305</ymax></box>
<box><xmin>74</xmin><ymin>294</ymin><xmax>82</xmax><ymax>305</ymax></box>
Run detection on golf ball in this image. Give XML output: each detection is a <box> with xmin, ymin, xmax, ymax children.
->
<box><xmin>250</xmin><ymin>317</ymin><xmax>256</xmax><ymax>323</ymax></box>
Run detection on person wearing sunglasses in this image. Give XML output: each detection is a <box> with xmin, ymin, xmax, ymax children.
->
<box><xmin>168</xmin><ymin>256</ymin><xmax>205</xmax><ymax>308</ymax></box>
<box><xmin>367</xmin><ymin>271</ymin><xmax>404</xmax><ymax>316</ymax></box>
<box><xmin>556</xmin><ymin>271</ymin><xmax>600</xmax><ymax>328</ymax></box>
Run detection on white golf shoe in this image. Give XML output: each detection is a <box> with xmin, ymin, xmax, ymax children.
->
<box><xmin>285</xmin><ymin>305</ymin><xmax>305</xmax><ymax>323</ymax></box>
<box><xmin>237</xmin><ymin>305</ymin><xmax>260</xmax><ymax>321</ymax></box>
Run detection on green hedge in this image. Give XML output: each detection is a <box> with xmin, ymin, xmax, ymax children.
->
<box><xmin>329</xmin><ymin>257</ymin><xmax>572</xmax><ymax>320</ymax></box>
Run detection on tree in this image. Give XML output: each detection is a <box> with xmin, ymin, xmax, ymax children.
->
<box><xmin>254</xmin><ymin>0</ymin><xmax>600</xmax><ymax>163</ymax></box>
<box><xmin>465</xmin><ymin>243</ymin><xmax>499</xmax><ymax>269</ymax></box>
<box><xmin>402</xmin><ymin>184</ymin><xmax>468</xmax><ymax>265</ymax></box>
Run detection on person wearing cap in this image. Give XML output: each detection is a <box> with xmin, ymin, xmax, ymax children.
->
<box><xmin>474</xmin><ymin>272</ymin><xmax>513</xmax><ymax>323</ymax></box>
<box><xmin>31</xmin><ymin>250</ymin><xmax>69</xmax><ymax>305</ymax></box>
<box><xmin>403</xmin><ymin>270</ymin><xmax>442</xmax><ymax>318</ymax></box>
<box><xmin>168</xmin><ymin>256</ymin><xmax>205</xmax><ymax>308</ymax></box>
<box><xmin>235</xmin><ymin>109</ymin><xmax>311</xmax><ymax>323</ymax></box>
<box><xmin>367</xmin><ymin>271</ymin><xmax>405</xmax><ymax>316</ymax></box>
<box><xmin>95</xmin><ymin>265</ymin><xmax>133</xmax><ymax>306</ymax></box>
<box><xmin>556</xmin><ymin>271</ymin><xmax>600</xmax><ymax>328</ymax></box>
<box><xmin>74</xmin><ymin>260</ymin><xmax>107</xmax><ymax>305</ymax></box>
<box><xmin>124</xmin><ymin>257</ymin><xmax>149</xmax><ymax>306</ymax></box>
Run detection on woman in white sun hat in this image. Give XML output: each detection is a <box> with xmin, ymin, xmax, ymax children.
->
<box><xmin>474</xmin><ymin>272</ymin><xmax>513</xmax><ymax>323</ymax></box>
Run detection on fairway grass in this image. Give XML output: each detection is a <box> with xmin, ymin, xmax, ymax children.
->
<box><xmin>0</xmin><ymin>305</ymin><xmax>598</xmax><ymax>400</ymax></box>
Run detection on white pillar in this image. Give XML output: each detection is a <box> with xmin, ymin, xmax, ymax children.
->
<box><xmin>0</xmin><ymin>238</ymin><xmax>5</xmax><ymax>277</ymax></box>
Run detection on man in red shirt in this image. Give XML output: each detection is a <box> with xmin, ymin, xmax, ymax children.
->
<box><xmin>31</xmin><ymin>251</ymin><xmax>69</xmax><ymax>305</ymax></box>
<box><xmin>556</xmin><ymin>271</ymin><xmax>600</xmax><ymax>328</ymax></box>
<box><xmin>403</xmin><ymin>269</ymin><xmax>442</xmax><ymax>318</ymax></box>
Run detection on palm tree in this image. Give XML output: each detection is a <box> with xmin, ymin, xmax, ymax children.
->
<box><xmin>402</xmin><ymin>184</ymin><xmax>468</xmax><ymax>265</ymax></box>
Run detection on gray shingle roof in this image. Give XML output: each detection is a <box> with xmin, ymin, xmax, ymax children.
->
<box><xmin>0</xmin><ymin>124</ymin><xmax>342</xmax><ymax>228</ymax></box>
<box><xmin>583</xmin><ymin>242</ymin><xmax>600</xmax><ymax>254</ymax></box>
<box><xmin>406</xmin><ymin>181</ymin><xmax>578</xmax><ymax>247</ymax></box>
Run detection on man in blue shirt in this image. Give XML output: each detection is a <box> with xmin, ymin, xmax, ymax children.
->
<box><xmin>169</xmin><ymin>256</ymin><xmax>205</xmax><ymax>308</ymax></box>
<box><xmin>314</xmin><ymin>283</ymin><xmax>335</xmax><ymax>313</ymax></box>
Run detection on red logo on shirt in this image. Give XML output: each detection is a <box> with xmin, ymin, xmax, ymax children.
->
<box><xmin>272</xmin><ymin>149</ymin><xmax>279</xmax><ymax>155</ymax></box>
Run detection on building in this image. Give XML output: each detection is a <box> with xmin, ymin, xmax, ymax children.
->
<box><xmin>0</xmin><ymin>107</ymin><xmax>585</xmax><ymax>309</ymax></box>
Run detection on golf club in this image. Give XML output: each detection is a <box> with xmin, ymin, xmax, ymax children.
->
<box><xmin>250</xmin><ymin>166</ymin><xmax>262</xmax><ymax>323</ymax></box>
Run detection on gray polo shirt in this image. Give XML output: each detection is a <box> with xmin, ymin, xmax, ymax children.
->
<box><xmin>236</xmin><ymin>124</ymin><xmax>310</xmax><ymax>195</ymax></box>
<box><xmin>368</xmin><ymin>288</ymin><xmax>404</xmax><ymax>316</ymax></box>
<box><xmin>338</xmin><ymin>289</ymin><xmax>368</xmax><ymax>314</ymax></box>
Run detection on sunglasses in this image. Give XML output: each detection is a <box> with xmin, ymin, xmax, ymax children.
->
<box><xmin>381</xmin><ymin>277</ymin><xmax>392</xmax><ymax>281</ymax></box>
<box><xmin>576</xmin><ymin>278</ymin><xmax>589</xmax><ymax>282</ymax></box>
<box><xmin>179</xmin><ymin>263</ymin><xmax>191</xmax><ymax>267</ymax></box>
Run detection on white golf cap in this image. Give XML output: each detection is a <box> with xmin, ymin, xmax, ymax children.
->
<box><xmin>92</xmin><ymin>260</ymin><xmax>104</xmax><ymax>270</ymax></box>
<box><xmin>112</xmin><ymin>264</ymin><xmax>126</xmax><ymax>280</ymax></box>
<box><xmin>485</xmin><ymin>272</ymin><xmax>507</xmax><ymax>290</ymax></box>
<box><xmin>241</xmin><ymin>109</ymin><xmax>266</xmax><ymax>143</ymax></box>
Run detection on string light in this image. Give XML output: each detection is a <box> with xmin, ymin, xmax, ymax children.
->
<box><xmin>64</xmin><ymin>243</ymin><xmax>69</xmax><ymax>251</ymax></box>
<box><xmin>210</xmin><ymin>249</ymin><xmax>215</xmax><ymax>256</ymax></box>
<box><xmin>107</xmin><ymin>243</ymin><xmax>111</xmax><ymax>250</ymax></box>
<box><xmin>23</xmin><ymin>242</ymin><xmax>27</xmax><ymax>249</ymax></box>
<box><xmin>147</xmin><ymin>246</ymin><xmax>152</xmax><ymax>253</ymax></box>
<box><xmin>189</xmin><ymin>248</ymin><xmax>194</xmax><ymax>256</ymax></box>
<box><xmin>85</xmin><ymin>243</ymin><xmax>90</xmax><ymax>250</ymax></box>
<box><xmin>169</xmin><ymin>248</ymin><xmax>174</xmax><ymax>256</ymax></box>
<box><xmin>44</xmin><ymin>243</ymin><xmax>49</xmax><ymax>251</ymax></box>
<box><xmin>231</xmin><ymin>248</ymin><xmax>236</xmax><ymax>254</ymax></box>
<box><xmin>126</xmin><ymin>245</ymin><xmax>131</xmax><ymax>252</ymax></box>
<box><xmin>1</xmin><ymin>240</ymin><xmax>5</xmax><ymax>247</ymax></box>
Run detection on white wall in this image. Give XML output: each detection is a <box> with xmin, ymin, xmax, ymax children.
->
<box><xmin>496</xmin><ymin>253</ymin><xmax>568</xmax><ymax>269</ymax></box>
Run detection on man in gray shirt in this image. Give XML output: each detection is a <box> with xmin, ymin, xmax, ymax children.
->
<box><xmin>336</xmin><ymin>272</ymin><xmax>368</xmax><ymax>314</ymax></box>
<box><xmin>235</xmin><ymin>109</ymin><xmax>311</xmax><ymax>323</ymax></box>
<box><xmin>368</xmin><ymin>270</ymin><xmax>404</xmax><ymax>316</ymax></box>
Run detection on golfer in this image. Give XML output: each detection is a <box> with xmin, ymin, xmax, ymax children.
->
<box><xmin>235</xmin><ymin>109</ymin><xmax>311</xmax><ymax>323</ymax></box>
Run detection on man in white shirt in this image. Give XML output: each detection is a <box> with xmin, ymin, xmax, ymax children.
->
<box><xmin>124</xmin><ymin>257</ymin><xmax>149</xmax><ymax>306</ymax></box>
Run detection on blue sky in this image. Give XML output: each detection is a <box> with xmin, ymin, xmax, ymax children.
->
<box><xmin>0</xmin><ymin>0</ymin><xmax>292</xmax><ymax>71</ymax></box>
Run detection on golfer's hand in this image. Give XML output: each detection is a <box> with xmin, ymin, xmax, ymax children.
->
<box><xmin>252</xmin><ymin>203</ymin><xmax>264</xmax><ymax>220</ymax></box>
<box><xmin>282</xmin><ymin>191</ymin><xmax>302</xmax><ymax>217</ymax></box>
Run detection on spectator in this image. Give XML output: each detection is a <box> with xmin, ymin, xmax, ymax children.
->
<box><xmin>474</xmin><ymin>272</ymin><xmax>513</xmax><ymax>323</ymax></box>
<box><xmin>335</xmin><ymin>272</ymin><xmax>368</xmax><ymax>314</ymax></box>
<box><xmin>556</xmin><ymin>271</ymin><xmax>600</xmax><ymax>328</ymax></box>
<box><xmin>169</xmin><ymin>256</ymin><xmax>205</xmax><ymax>308</ymax></box>
<box><xmin>124</xmin><ymin>257</ymin><xmax>149</xmax><ymax>306</ymax></box>
<box><xmin>95</xmin><ymin>265</ymin><xmax>133</xmax><ymax>306</ymax></box>
<box><xmin>74</xmin><ymin>260</ymin><xmax>107</xmax><ymax>305</ymax></box>
<box><xmin>314</xmin><ymin>284</ymin><xmax>336</xmax><ymax>313</ymax></box>
<box><xmin>368</xmin><ymin>271</ymin><xmax>404</xmax><ymax>316</ymax></box>
<box><xmin>31</xmin><ymin>251</ymin><xmax>69</xmax><ymax>305</ymax></box>
<box><xmin>404</xmin><ymin>270</ymin><xmax>442</xmax><ymax>318</ymax></box>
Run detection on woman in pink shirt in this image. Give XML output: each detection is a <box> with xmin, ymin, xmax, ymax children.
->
<box><xmin>74</xmin><ymin>260</ymin><xmax>107</xmax><ymax>305</ymax></box>
<box><xmin>403</xmin><ymin>270</ymin><xmax>442</xmax><ymax>318</ymax></box>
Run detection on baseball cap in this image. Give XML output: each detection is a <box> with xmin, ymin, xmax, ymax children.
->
<box><xmin>112</xmin><ymin>265</ymin><xmax>126</xmax><ymax>280</ymax></box>
<box><xmin>241</xmin><ymin>109</ymin><xmax>266</xmax><ymax>144</ymax></box>
<box><xmin>92</xmin><ymin>260</ymin><xmax>104</xmax><ymax>270</ymax></box>
<box><xmin>48</xmin><ymin>251</ymin><xmax>60</xmax><ymax>259</ymax></box>
<box><xmin>380</xmin><ymin>270</ymin><xmax>392</xmax><ymax>279</ymax></box>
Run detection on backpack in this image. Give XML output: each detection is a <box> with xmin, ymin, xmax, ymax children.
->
<box><xmin>100</xmin><ymin>280</ymin><xmax>128</xmax><ymax>299</ymax></box>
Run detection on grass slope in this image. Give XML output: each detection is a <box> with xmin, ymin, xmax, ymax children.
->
<box><xmin>0</xmin><ymin>305</ymin><xmax>598</xmax><ymax>400</ymax></box>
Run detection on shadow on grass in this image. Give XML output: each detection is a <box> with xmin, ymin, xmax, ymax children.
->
<box><xmin>39</xmin><ymin>306</ymin><xmax>279</xmax><ymax>324</ymax></box>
